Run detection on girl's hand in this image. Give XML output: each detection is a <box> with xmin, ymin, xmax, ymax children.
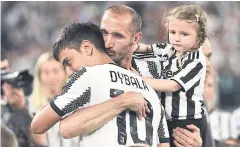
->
<box><xmin>134</xmin><ymin>43</ymin><xmax>151</xmax><ymax>53</ymax></box>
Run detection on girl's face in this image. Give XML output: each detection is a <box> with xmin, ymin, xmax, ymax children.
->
<box><xmin>39</xmin><ymin>58</ymin><xmax>66</xmax><ymax>93</ymax></box>
<box><xmin>168</xmin><ymin>18</ymin><xmax>198</xmax><ymax>53</ymax></box>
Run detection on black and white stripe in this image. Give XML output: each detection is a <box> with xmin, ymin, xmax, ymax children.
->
<box><xmin>209</xmin><ymin>109</ymin><xmax>240</xmax><ymax>141</ymax></box>
<box><xmin>158</xmin><ymin>106</ymin><xmax>170</xmax><ymax>143</ymax></box>
<box><xmin>132</xmin><ymin>52</ymin><xmax>163</xmax><ymax>106</ymax></box>
<box><xmin>52</xmin><ymin>67</ymin><xmax>87</xmax><ymax>101</ymax></box>
<box><xmin>133</xmin><ymin>43</ymin><xmax>206</xmax><ymax>120</ymax></box>
<box><xmin>50</xmin><ymin>67</ymin><xmax>91</xmax><ymax>118</ymax></box>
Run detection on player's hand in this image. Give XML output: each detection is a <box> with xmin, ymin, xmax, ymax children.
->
<box><xmin>172</xmin><ymin>125</ymin><xmax>202</xmax><ymax>147</ymax></box>
<box><xmin>120</xmin><ymin>91</ymin><xmax>150</xmax><ymax>120</ymax></box>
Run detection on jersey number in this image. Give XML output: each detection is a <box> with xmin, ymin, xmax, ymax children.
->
<box><xmin>110</xmin><ymin>89</ymin><xmax>154</xmax><ymax>145</ymax></box>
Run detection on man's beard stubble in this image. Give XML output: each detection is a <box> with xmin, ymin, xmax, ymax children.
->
<box><xmin>109</xmin><ymin>43</ymin><xmax>134</xmax><ymax>66</ymax></box>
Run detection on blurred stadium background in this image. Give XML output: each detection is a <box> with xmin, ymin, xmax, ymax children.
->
<box><xmin>2</xmin><ymin>1</ymin><xmax>240</xmax><ymax>110</ymax></box>
<box><xmin>1</xmin><ymin>1</ymin><xmax>240</xmax><ymax>146</ymax></box>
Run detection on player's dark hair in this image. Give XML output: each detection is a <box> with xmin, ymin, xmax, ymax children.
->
<box><xmin>53</xmin><ymin>22</ymin><xmax>106</xmax><ymax>61</ymax></box>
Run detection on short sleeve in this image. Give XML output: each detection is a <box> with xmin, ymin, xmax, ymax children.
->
<box><xmin>152</xmin><ymin>43</ymin><xmax>173</xmax><ymax>56</ymax></box>
<box><xmin>170</xmin><ymin>51</ymin><xmax>206</xmax><ymax>92</ymax></box>
<box><xmin>50</xmin><ymin>67</ymin><xmax>91</xmax><ymax>119</ymax></box>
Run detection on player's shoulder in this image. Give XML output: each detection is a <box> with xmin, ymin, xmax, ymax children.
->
<box><xmin>151</xmin><ymin>43</ymin><xmax>174</xmax><ymax>57</ymax></box>
<box><xmin>83</xmin><ymin>63</ymin><xmax>124</xmax><ymax>74</ymax></box>
<box><xmin>66</xmin><ymin>64</ymin><xmax>118</xmax><ymax>85</ymax></box>
<box><xmin>68</xmin><ymin>67</ymin><xmax>88</xmax><ymax>80</ymax></box>
<box><xmin>183</xmin><ymin>47</ymin><xmax>205</xmax><ymax>63</ymax></box>
<box><xmin>67</xmin><ymin>66</ymin><xmax>98</xmax><ymax>82</ymax></box>
<box><xmin>63</xmin><ymin>67</ymin><xmax>89</xmax><ymax>90</ymax></box>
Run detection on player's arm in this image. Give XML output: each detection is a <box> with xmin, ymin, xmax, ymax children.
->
<box><xmin>157</xmin><ymin>143</ymin><xmax>170</xmax><ymax>147</ymax></box>
<box><xmin>31</xmin><ymin>89</ymin><xmax>146</xmax><ymax>136</ymax></box>
<box><xmin>31</xmin><ymin>67</ymin><xmax>91</xmax><ymax>134</ymax></box>
<box><xmin>31</xmin><ymin>104</ymin><xmax>61</xmax><ymax>134</ymax></box>
<box><xmin>59</xmin><ymin>91</ymin><xmax>150</xmax><ymax>139</ymax></box>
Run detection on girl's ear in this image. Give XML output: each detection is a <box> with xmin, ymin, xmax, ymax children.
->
<box><xmin>196</xmin><ymin>32</ymin><xmax>204</xmax><ymax>47</ymax></box>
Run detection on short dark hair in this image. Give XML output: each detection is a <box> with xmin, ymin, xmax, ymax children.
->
<box><xmin>105</xmin><ymin>5</ymin><xmax>142</xmax><ymax>33</ymax></box>
<box><xmin>53</xmin><ymin>22</ymin><xmax>106</xmax><ymax>61</ymax></box>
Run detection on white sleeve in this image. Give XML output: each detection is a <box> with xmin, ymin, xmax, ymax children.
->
<box><xmin>50</xmin><ymin>67</ymin><xmax>91</xmax><ymax>119</ymax></box>
<box><xmin>151</xmin><ymin>43</ymin><xmax>173</xmax><ymax>56</ymax></box>
<box><xmin>171</xmin><ymin>52</ymin><xmax>206</xmax><ymax>92</ymax></box>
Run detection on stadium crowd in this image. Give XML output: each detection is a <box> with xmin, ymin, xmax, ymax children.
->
<box><xmin>1</xmin><ymin>1</ymin><xmax>240</xmax><ymax>147</ymax></box>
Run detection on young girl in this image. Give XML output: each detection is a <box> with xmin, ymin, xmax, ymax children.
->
<box><xmin>135</xmin><ymin>5</ymin><xmax>208</xmax><ymax>146</ymax></box>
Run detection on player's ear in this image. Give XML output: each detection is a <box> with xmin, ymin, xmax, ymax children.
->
<box><xmin>132</xmin><ymin>32</ymin><xmax>142</xmax><ymax>44</ymax></box>
<box><xmin>131</xmin><ymin>32</ymin><xmax>142</xmax><ymax>52</ymax></box>
<box><xmin>80</xmin><ymin>40</ymin><xmax>93</xmax><ymax>56</ymax></box>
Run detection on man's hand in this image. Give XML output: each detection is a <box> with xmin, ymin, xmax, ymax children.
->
<box><xmin>172</xmin><ymin>124</ymin><xmax>202</xmax><ymax>147</ymax></box>
<box><xmin>118</xmin><ymin>91</ymin><xmax>150</xmax><ymax>120</ymax></box>
<box><xmin>2</xmin><ymin>83</ymin><xmax>25</xmax><ymax>108</ymax></box>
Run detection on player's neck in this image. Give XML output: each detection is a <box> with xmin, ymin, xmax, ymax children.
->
<box><xmin>119</xmin><ymin>55</ymin><xmax>132</xmax><ymax>70</ymax></box>
<box><xmin>96</xmin><ymin>52</ymin><xmax>115</xmax><ymax>65</ymax></box>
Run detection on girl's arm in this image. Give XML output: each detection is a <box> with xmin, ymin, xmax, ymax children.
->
<box><xmin>143</xmin><ymin>77</ymin><xmax>181</xmax><ymax>92</ymax></box>
<box><xmin>134</xmin><ymin>43</ymin><xmax>152</xmax><ymax>53</ymax></box>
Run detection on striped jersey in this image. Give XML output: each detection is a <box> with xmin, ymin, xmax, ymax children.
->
<box><xmin>50</xmin><ymin>63</ymin><xmax>169</xmax><ymax>147</ymax></box>
<box><xmin>209</xmin><ymin>108</ymin><xmax>240</xmax><ymax>141</ymax></box>
<box><xmin>133</xmin><ymin>43</ymin><xmax>206</xmax><ymax>120</ymax></box>
<box><xmin>231</xmin><ymin>107</ymin><xmax>240</xmax><ymax>140</ymax></box>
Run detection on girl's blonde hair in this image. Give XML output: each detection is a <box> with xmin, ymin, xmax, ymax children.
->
<box><xmin>29</xmin><ymin>52</ymin><xmax>65</xmax><ymax>113</ymax></box>
<box><xmin>164</xmin><ymin>4</ymin><xmax>208</xmax><ymax>49</ymax></box>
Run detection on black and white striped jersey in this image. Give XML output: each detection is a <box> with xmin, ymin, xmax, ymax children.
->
<box><xmin>209</xmin><ymin>108</ymin><xmax>240</xmax><ymax>141</ymax></box>
<box><xmin>133</xmin><ymin>43</ymin><xmax>206</xmax><ymax>120</ymax></box>
<box><xmin>50</xmin><ymin>63</ymin><xmax>169</xmax><ymax>147</ymax></box>
<box><xmin>231</xmin><ymin>107</ymin><xmax>240</xmax><ymax>140</ymax></box>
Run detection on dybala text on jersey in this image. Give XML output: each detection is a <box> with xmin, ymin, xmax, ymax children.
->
<box><xmin>110</xmin><ymin>71</ymin><xmax>149</xmax><ymax>91</ymax></box>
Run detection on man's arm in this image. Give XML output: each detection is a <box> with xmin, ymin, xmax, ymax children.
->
<box><xmin>31</xmin><ymin>104</ymin><xmax>61</xmax><ymax>134</ymax></box>
<box><xmin>31</xmin><ymin>96</ymin><xmax>127</xmax><ymax>135</ymax></box>
<box><xmin>59</xmin><ymin>92</ymin><xmax>149</xmax><ymax>138</ymax></box>
<box><xmin>31</xmin><ymin>91</ymin><xmax>149</xmax><ymax>136</ymax></box>
<box><xmin>32</xmin><ymin>67</ymin><xmax>149</xmax><ymax>136</ymax></box>
<box><xmin>172</xmin><ymin>124</ymin><xmax>202</xmax><ymax>147</ymax></box>
<box><xmin>157</xmin><ymin>143</ymin><xmax>170</xmax><ymax>147</ymax></box>
<box><xmin>31</xmin><ymin>67</ymin><xmax>92</xmax><ymax>134</ymax></box>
